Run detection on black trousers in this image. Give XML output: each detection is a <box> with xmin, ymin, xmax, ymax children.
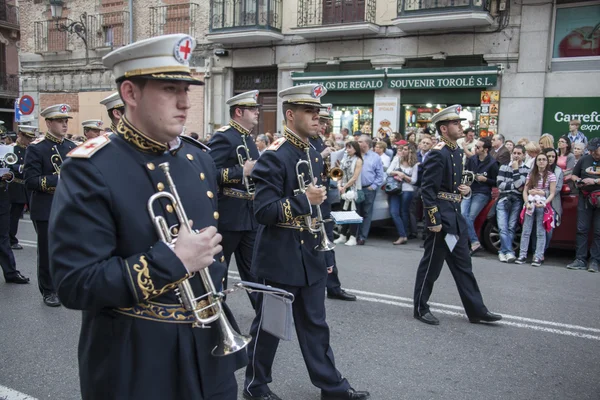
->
<box><xmin>33</xmin><ymin>220</ymin><xmax>54</xmax><ymax>296</ymax></box>
<box><xmin>244</xmin><ymin>278</ymin><xmax>350</xmax><ymax>397</ymax></box>
<box><xmin>0</xmin><ymin>190</ymin><xmax>18</xmax><ymax>280</ymax></box>
<box><xmin>324</xmin><ymin>220</ymin><xmax>341</xmax><ymax>293</ymax></box>
<box><xmin>413</xmin><ymin>230</ymin><xmax>488</xmax><ymax>319</ymax></box>
<box><xmin>221</xmin><ymin>229</ymin><xmax>258</xmax><ymax>309</ymax></box>
<box><xmin>9</xmin><ymin>203</ymin><xmax>25</xmax><ymax>245</ymax></box>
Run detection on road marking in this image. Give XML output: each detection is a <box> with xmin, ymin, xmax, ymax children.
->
<box><xmin>16</xmin><ymin>239</ymin><xmax>37</xmax><ymax>249</ymax></box>
<box><xmin>0</xmin><ymin>384</ymin><xmax>37</xmax><ymax>399</ymax></box>
<box><xmin>227</xmin><ymin>272</ymin><xmax>600</xmax><ymax>340</ymax></box>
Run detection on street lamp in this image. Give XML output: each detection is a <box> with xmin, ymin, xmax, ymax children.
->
<box><xmin>49</xmin><ymin>0</ymin><xmax>89</xmax><ymax>64</ymax></box>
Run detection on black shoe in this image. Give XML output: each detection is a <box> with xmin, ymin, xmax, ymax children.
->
<box><xmin>531</xmin><ymin>258</ymin><xmax>542</xmax><ymax>267</ymax></box>
<box><xmin>327</xmin><ymin>289</ymin><xmax>357</xmax><ymax>301</ymax></box>
<box><xmin>470</xmin><ymin>244</ymin><xmax>483</xmax><ymax>256</ymax></box>
<box><xmin>11</xmin><ymin>243</ymin><xmax>23</xmax><ymax>250</ymax></box>
<box><xmin>5</xmin><ymin>272</ymin><xmax>30</xmax><ymax>284</ymax></box>
<box><xmin>414</xmin><ymin>312</ymin><xmax>440</xmax><ymax>325</ymax></box>
<box><xmin>43</xmin><ymin>293</ymin><xmax>61</xmax><ymax>307</ymax></box>
<box><xmin>468</xmin><ymin>311</ymin><xmax>502</xmax><ymax>324</ymax></box>
<box><xmin>322</xmin><ymin>388</ymin><xmax>370</xmax><ymax>400</ymax></box>
<box><xmin>356</xmin><ymin>239</ymin><xmax>365</xmax><ymax>246</ymax></box>
<box><xmin>515</xmin><ymin>257</ymin><xmax>527</xmax><ymax>264</ymax></box>
<box><xmin>243</xmin><ymin>391</ymin><xmax>282</xmax><ymax>400</ymax></box>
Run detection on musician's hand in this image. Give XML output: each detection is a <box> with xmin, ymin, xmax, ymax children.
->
<box><xmin>327</xmin><ymin>267</ymin><xmax>333</xmax><ymax>274</ymax></box>
<box><xmin>458</xmin><ymin>184</ymin><xmax>471</xmax><ymax>196</ymax></box>
<box><xmin>428</xmin><ymin>224</ymin><xmax>442</xmax><ymax>232</ymax></box>
<box><xmin>174</xmin><ymin>224</ymin><xmax>222</xmax><ymax>274</ymax></box>
<box><xmin>243</xmin><ymin>160</ymin><xmax>256</xmax><ymax>177</ymax></box>
<box><xmin>1</xmin><ymin>173</ymin><xmax>12</xmax><ymax>181</ymax></box>
<box><xmin>321</xmin><ymin>147</ymin><xmax>333</xmax><ymax>159</ymax></box>
<box><xmin>306</xmin><ymin>182</ymin><xmax>327</xmax><ymax>205</ymax></box>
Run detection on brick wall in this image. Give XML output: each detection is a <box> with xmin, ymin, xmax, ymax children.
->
<box><xmin>186</xmin><ymin>71</ymin><xmax>205</xmax><ymax>136</ymax></box>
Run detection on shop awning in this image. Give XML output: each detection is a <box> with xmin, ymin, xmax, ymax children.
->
<box><xmin>386</xmin><ymin>66</ymin><xmax>500</xmax><ymax>90</ymax></box>
<box><xmin>291</xmin><ymin>70</ymin><xmax>386</xmax><ymax>91</ymax></box>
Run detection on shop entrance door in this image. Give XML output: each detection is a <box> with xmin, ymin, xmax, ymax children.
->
<box><xmin>322</xmin><ymin>0</ymin><xmax>366</xmax><ymax>25</ymax></box>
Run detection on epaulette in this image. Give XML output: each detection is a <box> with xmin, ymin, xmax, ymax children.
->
<box><xmin>267</xmin><ymin>137</ymin><xmax>286</xmax><ymax>151</ymax></box>
<box><xmin>67</xmin><ymin>135</ymin><xmax>111</xmax><ymax>159</ymax></box>
<box><xmin>432</xmin><ymin>142</ymin><xmax>446</xmax><ymax>151</ymax></box>
<box><xmin>31</xmin><ymin>137</ymin><xmax>45</xmax><ymax>145</ymax></box>
<box><xmin>216</xmin><ymin>125</ymin><xmax>230</xmax><ymax>133</ymax></box>
<box><xmin>181</xmin><ymin>135</ymin><xmax>210</xmax><ymax>152</ymax></box>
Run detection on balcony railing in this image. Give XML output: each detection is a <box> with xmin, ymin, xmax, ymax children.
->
<box><xmin>298</xmin><ymin>0</ymin><xmax>376</xmax><ymax>28</ymax></box>
<box><xmin>0</xmin><ymin>74</ymin><xmax>19</xmax><ymax>96</ymax></box>
<box><xmin>398</xmin><ymin>0</ymin><xmax>490</xmax><ymax>15</ymax></box>
<box><xmin>87</xmin><ymin>11</ymin><xmax>130</xmax><ymax>50</ymax></box>
<box><xmin>0</xmin><ymin>3</ymin><xmax>18</xmax><ymax>28</ymax></box>
<box><xmin>150</xmin><ymin>3</ymin><xmax>199</xmax><ymax>37</ymax></box>
<box><xmin>210</xmin><ymin>0</ymin><xmax>282</xmax><ymax>32</ymax></box>
<box><xmin>34</xmin><ymin>19</ymin><xmax>72</xmax><ymax>53</ymax></box>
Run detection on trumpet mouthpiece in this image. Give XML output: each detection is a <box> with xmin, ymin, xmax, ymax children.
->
<box><xmin>159</xmin><ymin>162</ymin><xmax>170</xmax><ymax>172</ymax></box>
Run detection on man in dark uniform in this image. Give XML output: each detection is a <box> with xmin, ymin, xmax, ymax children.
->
<box><xmin>81</xmin><ymin>119</ymin><xmax>104</xmax><ymax>140</ymax></box>
<box><xmin>311</xmin><ymin>104</ymin><xmax>356</xmax><ymax>301</ymax></box>
<box><xmin>413</xmin><ymin>105</ymin><xmax>502</xmax><ymax>326</ymax></box>
<box><xmin>49</xmin><ymin>34</ymin><xmax>247</xmax><ymax>400</ymax></box>
<box><xmin>0</xmin><ymin>140</ymin><xmax>29</xmax><ymax>284</ymax></box>
<box><xmin>8</xmin><ymin>125</ymin><xmax>37</xmax><ymax>250</ymax></box>
<box><xmin>208</xmin><ymin>90</ymin><xmax>260</xmax><ymax>306</ymax></box>
<box><xmin>243</xmin><ymin>84</ymin><xmax>369</xmax><ymax>400</ymax></box>
<box><xmin>24</xmin><ymin>104</ymin><xmax>77</xmax><ymax>307</ymax></box>
<box><xmin>100</xmin><ymin>92</ymin><xmax>124</xmax><ymax>133</ymax></box>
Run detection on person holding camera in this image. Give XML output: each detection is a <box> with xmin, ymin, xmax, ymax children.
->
<box><xmin>566</xmin><ymin>137</ymin><xmax>600</xmax><ymax>272</ymax></box>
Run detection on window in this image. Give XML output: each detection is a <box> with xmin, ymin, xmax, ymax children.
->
<box><xmin>552</xmin><ymin>2</ymin><xmax>600</xmax><ymax>59</ymax></box>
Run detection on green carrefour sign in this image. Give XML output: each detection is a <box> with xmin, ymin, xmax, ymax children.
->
<box><xmin>542</xmin><ymin>97</ymin><xmax>600</xmax><ymax>140</ymax></box>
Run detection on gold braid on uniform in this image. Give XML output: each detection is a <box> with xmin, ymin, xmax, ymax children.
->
<box><xmin>284</xmin><ymin>127</ymin><xmax>309</xmax><ymax>150</ymax></box>
<box><xmin>45</xmin><ymin>132</ymin><xmax>63</xmax><ymax>144</ymax></box>
<box><xmin>40</xmin><ymin>177</ymin><xmax>55</xmax><ymax>194</ymax></box>
<box><xmin>116</xmin><ymin>300</ymin><xmax>213</xmax><ymax>323</ymax></box>
<box><xmin>132</xmin><ymin>256</ymin><xmax>190</xmax><ymax>300</ymax></box>
<box><xmin>427</xmin><ymin>206</ymin><xmax>439</xmax><ymax>225</ymax></box>
<box><xmin>117</xmin><ymin>116</ymin><xmax>168</xmax><ymax>154</ymax></box>
<box><xmin>439</xmin><ymin>135</ymin><xmax>457</xmax><ymax>150</ymax></box>
<box><xmin>230</xmin><ymin>120</ymin><xmax>250</xmax><ymax>136</ymax></box>
<box><xmin>281</xmin><ymin>199</ymin><xmax>293</xmax><ymax>223</ymax></box>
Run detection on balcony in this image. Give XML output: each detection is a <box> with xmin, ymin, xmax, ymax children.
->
<box><xmin>294</xmin><ymin>0</ymin><xmax>378</xmax><ymax>39</ymax></box>
<box><xmin>393</xmin><ymin>0</ymin><xmax>493</xmax><ymax>32</ymax></box>
<box><xmin>34</xmin><ymin>19</ymin><xmax>72</xmax><ymax>54</ymax></box>
<box><xmin>0</xmin><ymin>3</ymin><xmax>18</xmax><ymax>29</ymax></box>
<box><xmin>87</xmin><ymin>11</ymin><xmax>130</xmax><ymax>50</ymax></box>
<box><xmin>150</xmin><ymin>3</ymin><xmax>199</xmax><ymax>38</ymax></box>
<box><xmin>207</xmin><ymin>0</ymin><xmax>284</xmax><ymax>44</ymax></box>
<box><xmin>0</xmin><ymin>74</ymin><xmax>18</xmax><ymax>98</ymax></box>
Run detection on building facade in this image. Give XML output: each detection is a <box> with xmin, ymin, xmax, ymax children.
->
<box><xmin>0</xmin><ymin>0</ymin><xmax>19</xmax><ymax>131</ymax></box>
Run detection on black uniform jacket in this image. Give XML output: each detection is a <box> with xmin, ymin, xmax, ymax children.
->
<box><xmin>49</xmin><ymin>117</ymin><xmax>246</xmax><ymax>399</ymax></box>
<box><xmin>208</xmin><ymin>120</ymin><xmax>259</xmax><ymax>232</ymax></box>
<box><xmin>8</xmin><ymin>143</ymin><xmax>29</xmax><ymax>204</ymax></box>
<box><xmin>24</xmin><ymin>133</ymin><xmax>77</xmax><ymax>221</ymax></box>
<box><xmin>421</xmin><ymin>137</ymin><xmax>467</xmax><ymax>236</ymax></box>
<box><xmin>251</xmin><ymin>128</ymin><xmax>327</xmax><ymax>287</ymax></box>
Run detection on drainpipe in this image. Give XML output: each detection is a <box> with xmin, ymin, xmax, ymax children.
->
<box><xmin>204</xmin><ymin>57</ymin><xmax>213</xmax><ymax>138</ymax></box>
<box><xmin>128</xmin><ymin>0</ymin><xmax>133</xmax><ymax>43</ymax></box>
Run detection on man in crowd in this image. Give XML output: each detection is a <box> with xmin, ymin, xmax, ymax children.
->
<box><xmin>100</xmin><ymin>92</ymin><xmax>124</xmax><ymax>133</ymax></box>
<box><xmin>255</xmin><ymin>134</ymin><xmax>269</xmax><ymax>156</ymax></box>
<box><xmin>457</xmin><ymin>127</ymin><xmax>476</xmax><ymax>164</ymax></box>
<box><xmin>567</xmin><ymin>137</ymin><xmax>600</xmax><ymax>272</ymax></box>
<box><xmin>341</xmin><ymin>127</ymin><xmax>350</xmax><ymax>141</ymax></box>
<box><xmin>244</xmin><ymin>83</ymin><xmax>369</xmax><ymax>400</ymax></box>
<box><xmin>374</xmin><ymin>140</ymin><xmax>391</xmax><ymax>169</ymax></box>
<box><xmin>490</xmin><ymin>133</ymin><xmax>511</xmax><ymax>165</ymax></box>
<box><xmin>8</xmin><ymin>125</ymin><xmax>37</xmax><ymax>250</ymax></box>
<box><xmin>566</xmin><ymin>119</ymin><xmax>588</xmax><ymax>148</ymax></box>
<box><xmin>462</xmin><ymin>136</ymin><xmax>498</xmax><ymax>254</ymax></box>
<box><xmin>81</xmin><ymin>120</ymin><xmax>104</xmax><ymax>140</ymax></box>
<box><xmin>354</xmin><ymin>134</ymin><xmax>384</xmax><ymax>245</ymax></box>
<box><xmin>24</xmin><ymin>104</ymin><xmax>77</xmax><ymax>307</ymax></box>
<box><xmin>413</xmin><ymin>104</ymin><xmax>501</xmax><ymax>326</ymax></box>
<box><xmin>496</xmin><ymin>144</ymin><xmax>529</xmax><ymax>263</ymax></box>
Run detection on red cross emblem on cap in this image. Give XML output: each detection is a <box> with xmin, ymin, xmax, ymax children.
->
<box><xmin>60</xmin><ymin>105</ymin><xmax>68</xmax><ymax>113</ymax></box>
<box><xmin>456</xmin><ymin>105</ymin><xmax>462</xmax><ymax>113</ymax></box>
<box><xmin>174</xmin><ymin>37</ymin><xmax>193</xmax><ymax>63</ymax></box>
<box><xmin>327</xmin><ymin>105</ymin><xmax>332</xmax><ymax>113</ymax></box>
<box><xmin>97</xmin><ymin>121</ymin><xmax>103</xmax><ymax>127</ymax></box>
<box><xmin>312</xmin><ymin>85</ymin><xmax>325</xmax><ymax>99</ymax></box>
<box><xmin>254</xmin><ymin>92</ymin><xmax>259</xmax><ymax>101</ymax></box>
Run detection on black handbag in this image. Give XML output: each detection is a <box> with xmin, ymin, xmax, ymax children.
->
<box><xmin>384</xmin><ymin>175</ymin><xmax>403</xmax><ymax>194</ymax></box>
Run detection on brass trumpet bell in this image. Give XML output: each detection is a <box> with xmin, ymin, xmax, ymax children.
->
<box><xmin>329</xmin><ymin>167</ymin><xmax>343</xmax><ymax>181</ymax></box>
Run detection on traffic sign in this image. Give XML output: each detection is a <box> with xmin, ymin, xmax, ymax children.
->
<box><xmin>14</xmin><ymin>100</ymin><xmax>21</xmax><ymax>122</ymax></box>
<box><xmin>18</xmin><ymin>95</ymin><xmax>34</xmax><ymax>115</ymax></box>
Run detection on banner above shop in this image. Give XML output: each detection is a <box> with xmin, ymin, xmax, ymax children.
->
<box><xmin>543</xmin><ymin>97</ymin><xmax>600</xmax><ymax>140</ymax></box>
<box><xmin>386</xmin><ymin>66</ymin><xmax>500</xmax><ymax>90</ymax></box>
<box><xmin>291</xmin><ymin>66</ymin><xmax>500</xmax><ymax>91</ymax></box>
<box><xmin>291</xmin><ymin>70</ymin><xmax>386</xmax><ymax>91</ymax></box>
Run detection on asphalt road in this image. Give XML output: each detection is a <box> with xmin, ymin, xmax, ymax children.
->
<box><xmin>0</xmin><ymin>220</ymin><xmax>599</xmax><ymax>400</ymax></box>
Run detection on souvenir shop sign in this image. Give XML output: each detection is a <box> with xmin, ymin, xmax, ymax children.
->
<box><xmin>291</xmin><ymin>71</ymin><xmax>385</xmax><ymax>91</ymax></box>
<box><xmin>386</xmin><ymin>66</ymin><xmax>499</xmax><ymax>90</ymax></box>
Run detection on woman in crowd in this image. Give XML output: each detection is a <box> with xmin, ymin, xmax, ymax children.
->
<box><xmin>543</xmin><ymin>148</ymin><xmax>564</xmax><ymax>251</ymax></box>
<box><xmin>524</xmin><ymin>141</ymin><xmax>541</xmax><ymax>168</ymax></box>
<box><xmin>334</xmin><ymin>141</ymin><xmax>364</xmax><ymax>247</ymax></box>
<box><xmin>516</xmin><ymin>153</ymin><xmax>557</xmax><ymax>267</ymax></box>
<box><xmin>386</xmin><ymin>144</ymin><xmax>419</xmax><ymax>245</ymax></box>
<box><xmin>539</xmin><ymin>133</ymin><xmax>554</xmax><ymax>150</ymax></box>
<box><xmin>573</xmin><ymin>143</ymin><xmax>586</xmax><ymax>165</ymax></box>
<box><xmin>406</xmin><ymin>131</ymin><xmax>417</xmax><ymax>145</ymax></box>
<box><xmin>556</xmin><ymin>135</ymin><xmax>576</xmax><ymax>173</ymax></box>
<box><xmin>517</xmin><ymin>137</ymin><xmax>530</xmax><ymax>147</ymax></box>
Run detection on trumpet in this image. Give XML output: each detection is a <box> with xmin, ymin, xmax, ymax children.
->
<box><xmin>324</xmin><ymin>154</ymin><xmax>343</xmax><ymax>182</ymax></box>
<box><xmin>461</xmin><ymin>170</ymin><xmax>475</xmax><ymax>186</ymax></box>
<box><xmin>148</xmin><ymin>162</ymin><xmax>251</xmax><ymax>356</ymax></box>
<box><xmin>0</xmin><ymin>145</ymin><xmax>17</xmax><ymax>167</ymax></box>
<box><xmin>295</xmin><ymin>147</ymin><xmax>335</xmax><ymax>252</ymax></box>
<box><xmin>236</xmin><ymin>138</ymin><xmax>255</xmax><ymax>195</ymax></box>
<box><xmin>51</xmin><ymin>146</ymin><xmax>63</xmax><ymax>174</ymax></box>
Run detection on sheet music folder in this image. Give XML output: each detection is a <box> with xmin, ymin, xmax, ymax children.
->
<box><xmin>331</xmin><ymin>211</ymin><xmax>363</xmax><ymax>225</ymax></box>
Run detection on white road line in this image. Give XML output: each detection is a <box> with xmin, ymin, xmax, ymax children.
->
<box><xmin>20</xmin><ymin>219</ymin><xmax>33</xmax><ymax>224</ymax></box>
<box><xmin>0</xmin><ymin>384</ymin><xmax>37</xmax><ymax>400</ymax></box>
<box><xmin>226</xmin><ymin>272</ymin><xmax>600</xmax><ymax>340</ymax></box>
